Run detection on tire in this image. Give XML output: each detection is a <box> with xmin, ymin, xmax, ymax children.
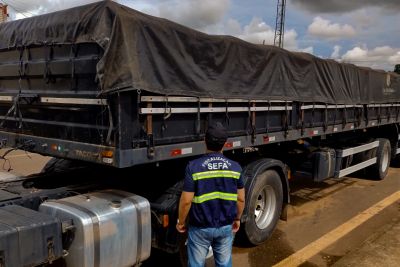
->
<box><xmin>241</xmin><ymin>169</ymin><xmax>283</xmax><ymax>246</ymax></box>
<box><xmin>369</xmin><ymin>138</ymin><xmax>391</xmax><ymax>180</ymax></box>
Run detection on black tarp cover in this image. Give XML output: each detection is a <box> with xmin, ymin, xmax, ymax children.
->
<box><xmin>0</xmin><ymin>1</ymin><xmax>399</xmax><ymax>104</ymax></box>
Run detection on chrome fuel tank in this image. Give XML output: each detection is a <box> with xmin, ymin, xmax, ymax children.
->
<box><xmin>39</xmin><ymin>190</ymin><xmax>151</xmax><ymax>267</ymax></box>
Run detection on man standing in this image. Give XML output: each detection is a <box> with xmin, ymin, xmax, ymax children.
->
<box><xmin>176</xmin><ymin>122</ymin><xmax>245</xmax><ymax>267</ymax></box>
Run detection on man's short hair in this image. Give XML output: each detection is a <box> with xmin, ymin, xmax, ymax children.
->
<box><xmin>205</xmin><ymin>122</ymin><xmax>228</xmax><ymax>151</ymax></box>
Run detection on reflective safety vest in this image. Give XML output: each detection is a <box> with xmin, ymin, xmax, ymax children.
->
<box><xmin>183</xmin><ymin>152</ymin><xmax>244</xmax><ymax>228</ymax></box>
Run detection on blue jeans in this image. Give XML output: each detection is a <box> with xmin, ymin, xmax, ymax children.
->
<box><xmin>187</xmin><ymin>225</ymin><xmax>234</xmax><ymax>267</ymax></box>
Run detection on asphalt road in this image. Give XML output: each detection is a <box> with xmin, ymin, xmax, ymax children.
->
<box><xmin>1</xmin><ymin>149</ymin><xmax>399</xmax><ymax>267</ymax></box>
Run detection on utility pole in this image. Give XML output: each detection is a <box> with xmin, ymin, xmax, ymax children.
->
<box><xmin>0</xmin><ymin>3</ymin><xmax>8</xmax><ymax>23</ymax></box>
<box><xmin>274</xmin><ymin>0</ymin><xmax>286</xmax><ymax>48</ymax></box>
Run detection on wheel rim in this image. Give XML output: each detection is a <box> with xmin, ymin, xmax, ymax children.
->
<box><xmin>381</xmin><ymin>147</ymin><xmax>389</xmax><ymax>173</ymax></box>
<box><xmin>254</xmin><ymin>185</ymin><xmax>276</xmax><ymax>229</ymax></box>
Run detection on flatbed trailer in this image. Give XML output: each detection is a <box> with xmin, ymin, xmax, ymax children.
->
<box><xmin>0</xmin><ymin>2</ymin><xmax>399</xmax><ymax>267</ymax></box>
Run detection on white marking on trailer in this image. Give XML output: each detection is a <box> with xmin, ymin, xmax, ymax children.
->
<box><xmin>273</xmin><ymin>191</ymin><xmax>400</xmax><ymax>267</ymax></box>
<box><xmin>232</xmin><ymin>141</ymin><xmax>241</xmax><ymax>147</ymax></box>
<box><xmin>41</xmin><ymin>97</ymin><xmax>107</xmax><ymax>105</ymax></box>
<box><xmin>102</xmin><ymin>158</ymin><xmax>113</xmax><ymax>164</ymax></box>
<box><xmin>339</xmin><ymin>158</ymin><xmax>377</xmax><ymax>177</ymax></box>
<box><xmin>340</xmin><ymin>141</ymin><xmax>379</xmax><ymax>157</ymax></box>
<box><xmin>371</xmin><ymin>122</ymin><xmax>376</xmax><ymax>126</ymax></box>
<box><xmin>397</xmin><ymin>148</ymin><xmax>400</xmax><ymax>155</ymax></box>
<box><xmin>0</xmin><ymin>96</ymin><xmax>13</xmax><ymax>102</ymax></box>
<box><xmin>350</xmin><ymin>124</ymin><xmax>354</xmax><ymax>129</ymax></box>
<box><xmin>312</xmin><ymin>130</ymin><xmax>319</xmax><ymax>135</ymax></box>
<box><xmin>333</xmin><ymin>127</ymin><xmax>338</xmax><ymax>132</ymax></box>
<box><xmin>367</xmin><ymin>104</ymin><xmax>400</xmax><ymax>108</ymax></box>
<box><xmin>301</xmin><ymin>104</ymin><xmax>363</xmax><ymax>110</ymax></box>
<box><xmin>141</xmin><ymin>96</ymin><xmax>291</xmax><ymax>103</ymax></box>
<box><xmin>264</xmin><ymin>136</ymin><xmax>276</xmax><ymax>143</ymax></box>
<box><xmin>181</xmin><ymin>147</ymin><xmax>193</xmax><ymax>155</ymax></box>
<box><xmin>140</xmin><ymin>106</ymin><xmax>293</xmax><ymax>114</ymax></box>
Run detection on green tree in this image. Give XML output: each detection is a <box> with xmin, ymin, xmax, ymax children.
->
<box><xmin>395</xmin><ymin>64</ymin><xmax>400</xmax><ymax>74</ymax></box>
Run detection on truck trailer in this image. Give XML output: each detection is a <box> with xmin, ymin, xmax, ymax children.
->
<box><xmin>0</xmin><ymin>1</ymin><xmax>399</xmax><ymax>266</ymax></box>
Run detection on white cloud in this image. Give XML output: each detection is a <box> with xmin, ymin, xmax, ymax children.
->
<box><xmin>291</xmin><ymin>0</ymin><xmax>400</xmax><ymax>14</ymax></box>
<box><xmin>157</xmin><ymin>0</ymin><xmax>230</xmax><ymax>30</ymax></box>
<box><xmin>7</xmin><ymin>0</ymin><xmax>100</xmax><ymax>19</ymax></box>
<box><xmin>225</xmin><ymin>18</ymin><xmax>242</xmax><ymax>35</ymax></box>
<box><xmin>341</xmin><ymin>46</ymin><xmax>400</xmax><ymax>70</ymax></box>
<box><xmin>237</xmin><ymin>17</ymin><xmax>274</xmax><ymax>45</ymax></box>
<box><xmin>228</xmin><ymin>17</ymin><xmax>312</xmax><ymax>53</ymax></box>
<box><xmin>308</xmin><ymin>17</ymin><xmax>356</xmax><ymax>40</ymax></box>
<box><xmin>389</xmin><ymin>52</ymin><xmax>400</xmax><ymax>65</ymax></box>
<box><xmin>342</xmin><ymin>47</ymin><xmax>368</xmax><ymax>60</ymax></box>
<box><xmin>298</xmin><ymin>46</ymin><xmax>314</xmax><ymax>54</ymax></box>
<box><xmin>331</xmin><ymin>45</ymin><xmax>341</xmax><ymax>58</ymax></box>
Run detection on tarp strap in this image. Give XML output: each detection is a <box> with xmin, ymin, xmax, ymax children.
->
<box><xmin>16</xmin><ymin>47</ymin><xmax>25</xmax><ymax>129</ymax></box>
<box><xmin>196</xmin><ymin>98</ymin><xmax>201</xmax><ymax>135</ymax></box>
<box><xmin>300</xmin><ymin>103</ymin><xmax>305</xmax><ymax>136</ymax></box>
<box><xmin>161</xmin><ymin>95</ymin><xmax>170</xmax><ymax>133</ymax></box>
<box><xmin>323</xmin><ymin>104</ymin><xmax>328</xmax><ymax>132</ymax></box>
<box><xmin>377</xmin><ymin>106</ymin><xmax>381</xmax><ymax>124</ymax></box>
<box><xmin>311</xmin><ymin>102</ymin><xmax>315</xmax><ymax>128</ymax></box>
<box><xmin>224</xmin><ymin>100</ymin><xmax>230</xmax><ymax>126</ymax></box>
<box><xmin>0</xmin><ymin>47</ymin><xmax>24</xmax><ymax>129</ymax></box>
<box><xmin>342</xmin><ymin>106</ymin><xmax>347</xmax><ymax>127</ymax></box>
<box><xmin>44</xmin><ymin>44</ymin><xmax>53</xmax><ymax>84</ymax></box>
<box><xmin>265</xmin><ymin>101</ymin><xmax>271</xmax><ymax>134</ymax></box>
<box><xmin>284</xmin><ymin>101</ymin><xmax>289</xmax><ymax>137</ymax></box>
<box><xmin>357</xmin><ymin>106</ymin><xmax>363</xmax><ymax>127</ymax></box>
<box><xmin>106</xmin><ymin>103</ymin><xmax>114</xmax><ymax>145</ymax></box>
<box><xmin>246</xmin><ymin>101</ymin><xmax>250</xmax><ymax>136</ymax></box>
<box><xmin>146</xmin><ymin>101</ymin><xmax>155</xmax><ymax>159</ymax></box>
<box><xmin>70</xmin><ymin>44</ymin><xmax>78</xmax><ymax>90</ymax></box>
<box><xmin>252</xmin><ymin>102</ymin><xmax>256</xmax><ymax>143</ymax></box>
<box><xmin>136</xmin><ymin>89</ymin><xmax>141</xmax><ymax>121</ymax></box>
<box><xmin>387</xmin><ymin>104</ymin><xmax>392</xmax><ymax>121</ymax></box>
<box><xmin>207</xmin><ymin>102</ymin><xmax>213</xmax><ymax>127</ymax></box>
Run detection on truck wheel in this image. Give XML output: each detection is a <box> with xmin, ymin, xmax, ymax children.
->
<box><xmin>370</xmin><ymin>138</ymin><xmax>391</xmax><ymax>180</ymax></box>
<box><xmin>241</xmin><ymin>169</ymin><xmax>283</xmax><ymax>246</ymax></box>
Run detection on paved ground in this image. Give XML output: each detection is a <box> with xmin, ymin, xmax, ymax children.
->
<box><xmin>333</xmin><ymin>219</ymin><xmax>400</xmax><ymax>267</ymax></box>
<box><xmin>1</xmin><ymin>149</ymin><xmax>399</xmax><ymax>267</ymax></box>
<box><xmin>230</xmin><ymin>167</ymin><xmax>400</xmax><ymax>267</ymax></box>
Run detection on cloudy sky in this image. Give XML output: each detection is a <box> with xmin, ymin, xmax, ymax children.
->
<box><xmin>2</xmin><ymin>0</ymin><xmax>400</xmax><ymax>71</ymax></box>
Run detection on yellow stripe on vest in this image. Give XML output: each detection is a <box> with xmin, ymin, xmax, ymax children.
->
<box><xmin>192</xmin><ymin>191</ymin><xmax>238</xmax><ymax>203</ymax></box>
<box><xmin>192</xmin><ymin>170</ymin><xmax>241</xmax><ymax>181</ymax></box>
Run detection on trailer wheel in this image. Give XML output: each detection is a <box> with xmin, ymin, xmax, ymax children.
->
<box><xmin>241</xmin><ymin>169</ymin><xmax>283</xmax><ymax>246</ymax></box>
<box><xmin>370</xmin><ymin>138</ymin><xmax>391</xmax><ymax>180</ymax></box>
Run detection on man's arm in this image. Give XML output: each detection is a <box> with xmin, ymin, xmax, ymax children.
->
<box><xmin>232</xmin><ymin>188</ymin><xmax>245</xmax><ymax>233</ymax></box>
<box><xmin>176</xmin><ymin>191</ymin><xmax>194</xmax><ymax>233</ymax></box>
<box><xmin>236</xmin><ymin>188</ymin><xmax>245</xmax><ymax>219</ymax></box>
